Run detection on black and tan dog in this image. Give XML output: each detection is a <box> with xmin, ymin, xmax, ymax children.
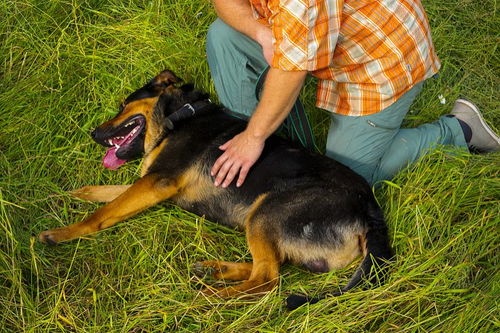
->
<box><xmin>39</xmin><ymin>70</ymin><xmax>392</xmax><ymax>309</ymax></box>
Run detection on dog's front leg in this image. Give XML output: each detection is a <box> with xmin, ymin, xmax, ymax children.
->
<box><xmin>70</xmin><ymin>185</ymin><xmax>132</xmax><ymax>202</ymax></box>
<box><xmin>39</xmin><ymin>174</ymin><xmax>177</xmax><ymax>244</ymax></box>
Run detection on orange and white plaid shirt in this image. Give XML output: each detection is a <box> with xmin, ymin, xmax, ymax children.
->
<box><xmin>250</xmin><ymin>0</ymin><xmax>441</xmax><ymax>116</ymax></box>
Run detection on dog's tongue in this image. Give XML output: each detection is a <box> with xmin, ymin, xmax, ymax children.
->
<box><xmin>103</xmin><ymin>146</ymin><xmax>126</xmax><ymax>170</ymax></box>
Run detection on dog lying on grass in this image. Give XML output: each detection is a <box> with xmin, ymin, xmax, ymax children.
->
<box><xmin>39</xmin><ymin>70</ymin><xmax>392</xmax><ymax>309</ymax></box>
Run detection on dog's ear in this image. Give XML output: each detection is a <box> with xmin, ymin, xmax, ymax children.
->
<box><xmin>151</xmin><ymin>70</ymin><xmax>182</xmax><ymax>89</ymax></box>
<box><xmin>122</xmin><ymin>70</ymin><xmax>182</xmax><ymax>107</ymax></box>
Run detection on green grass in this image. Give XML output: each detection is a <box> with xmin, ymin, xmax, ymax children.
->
<box><xmin>1</xmin><ymin>0</ymin><xmax>498</xmax><ymax>331</ymax></box>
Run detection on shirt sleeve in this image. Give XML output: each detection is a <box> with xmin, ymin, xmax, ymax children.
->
<box><xmin>250</xmin><ymin>0</ymin><xmax>273</xmax><ymax>26</ymax></box>
<box><xmin>268</xmin><ymin>0</ymin><xmax>342</xmax><ymax>72</ymax></box>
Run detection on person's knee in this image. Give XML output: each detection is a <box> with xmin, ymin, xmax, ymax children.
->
<box><xmin>371</xmin><ymin>136</ymin><xmax>415</xmax><ymax>184</ymax></box>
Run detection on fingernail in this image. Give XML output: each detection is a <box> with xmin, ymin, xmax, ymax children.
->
<box><xmin>214</xmin><ymin>181</ymin><xmax>219</xmax><ymax>186</ymax></box>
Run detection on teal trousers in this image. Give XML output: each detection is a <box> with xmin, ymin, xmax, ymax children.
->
<box><xmin>206</xmin><ymin>19</ymin><xmax>467</xmax><ymax>185</ymax></box>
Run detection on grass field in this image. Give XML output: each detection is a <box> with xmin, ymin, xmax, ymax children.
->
<box><xmin>1</xmin><ymin>0</ymin><xmax>499</xmax><ymax>331</ymax></box>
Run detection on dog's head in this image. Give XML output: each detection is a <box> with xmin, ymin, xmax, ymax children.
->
<box><xmin>92</xmin><ymin>70</ymin><xmax>211</xmax><ymax>170</ymax></box>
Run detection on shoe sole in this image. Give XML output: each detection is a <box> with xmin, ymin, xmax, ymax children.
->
<box><xmin>455</xmin><ymin>99</ymin><xmax>500</xmax><ymax>145</ymax></box>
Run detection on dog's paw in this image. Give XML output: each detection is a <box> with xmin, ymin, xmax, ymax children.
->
<box><xmin>38</xmin><ymin>227</ymin><xmax>76</xmax><ymax>245</ymax></box>
<box><xmin>69</xmin><ymin>185</ymin><xmax>130</xmax><ymax>202</ymax></box>
<box><xmin>70</xmin><ymin>186</ymin><xmax>106</xmax><ymax>202</ymax></box>
<box><xmin>38</xmin><ymin>230</ymin><xmax>59</xmax><ymax>245</ymax></box>
<box><xmin>70</xmin><ymin>186</ymin><xmax>93</xmax><ymax>199</ymax></box>
<box><xmin>200</xmin><ymin>286</ymin><xmax>221</xmax><ymax>297</ymax></box>
<box><xmin>192</xmin><ymin>260</ymin><xmax>253</xmax><ymax>282</ymax></box>
<box><xmin>192</xmin><ymin>261</ymin><xmax>220</xmax><ymax>279</ymax></box>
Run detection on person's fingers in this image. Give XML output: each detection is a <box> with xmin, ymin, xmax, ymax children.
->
<box><xmin>211</xmin><ymin>153</ymin><xmax>229</xmax><ymax>177</ymax></box>
<box><xmin>222</xmin><ymin>163</ymin><xmax>242</xmax><ymax>188</ymax></box>
<box><xmin>219</xmin><ymin>139</ymin><xmax>232</xmax><ymax>151</ymax></box>
<box><xmin>214</xmin><ymin>159</ymin><xmax>234</xmax><ymax>187</ymax></box>
<box><xmin>236</xmin><ymin>164</ymin><xmax>250</xmax><ymax>187</ymax></box>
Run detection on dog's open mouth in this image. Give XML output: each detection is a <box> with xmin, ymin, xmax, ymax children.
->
<box><xmin>102</xmin><ymin>116</ymin><xmax>145</xmax><ymax>170</ymax></box>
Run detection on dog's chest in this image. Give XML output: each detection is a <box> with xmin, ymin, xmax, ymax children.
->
<box><xmin>161</xmin><ymin>165</ymin><xmax>249</xmax><ymax>229</ymax></box>
<box><xmin>141</xmin><ymin>140</ymin><xmax>169</xmax><ymax>176</ymax></box>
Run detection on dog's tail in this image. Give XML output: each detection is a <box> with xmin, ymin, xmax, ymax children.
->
<box><xmin>286</xmin><ymin>208</ymin><xmax>393</xmax><ymax>310</ymax></box>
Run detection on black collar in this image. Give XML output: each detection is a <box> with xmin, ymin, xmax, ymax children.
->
<box><xmin>165</xmin><ymin>100</ymin><xmax>212</xmax><ymax>130</ymax></box>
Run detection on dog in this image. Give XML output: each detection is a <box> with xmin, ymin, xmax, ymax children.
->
<box><xmin>39</xmin><ymin>70</ymin><xmax>392</xmax><ymax>309</ymax></box>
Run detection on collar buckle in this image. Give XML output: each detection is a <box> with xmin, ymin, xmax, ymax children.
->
<box><xmin>182</xmin><ymin>103</ymin><xmax>196</xmax><ymax>115</ymax></box>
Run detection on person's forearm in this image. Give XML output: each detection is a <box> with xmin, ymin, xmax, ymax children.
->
<box><xmin>246</xmin><ymin>68</ymin><xmax>308</xmax><ymax>141</ymax></box>
<box><xmin>210</xmin><ymin>68</ymin><xmax>307</xmax><ymax>188</ymax></box>
<box><xmin>212</xmin><ymin>0</ymin><xmax>267</xmax><ymax>42</ymax></box>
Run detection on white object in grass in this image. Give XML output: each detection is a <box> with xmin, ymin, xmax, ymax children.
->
<box><xmin>438</xmin><ymin>94</ymin><xmax>446</xmax><ymax>104</ymax></box>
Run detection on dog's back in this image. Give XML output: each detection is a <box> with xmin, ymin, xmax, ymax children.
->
<box><xmin>146</xmin><ymin>110</ymin><xmax>373</xmax><ymax>224</ymax></box>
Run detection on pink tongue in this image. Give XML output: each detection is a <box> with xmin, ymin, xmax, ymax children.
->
<box><xmin>103</xmin><ymin>146</ymin><xmax>127</xmax><ymax>170</ymax></box>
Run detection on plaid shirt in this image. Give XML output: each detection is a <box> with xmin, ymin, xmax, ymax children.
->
<box><xmin>250</xmin><ymin>0</ymin><xmax>441</xmax><ymax>116</ymax></box>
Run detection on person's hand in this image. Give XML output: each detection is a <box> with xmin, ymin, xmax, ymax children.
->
<box><xmin>255</xmin><ymin>26</ymin><xmax>274</xmax><ymax>65</ymax></box>
<box><xmin>211</xmin><ymin>131</ymin><xmax>265</xmax><ymax>188</ymax></box>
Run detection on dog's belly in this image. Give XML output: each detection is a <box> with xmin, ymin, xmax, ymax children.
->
<box><xmin>172</xmin><ymin>197</ymin><xmax>249</xmax><ymax>230</ymax></box>
<box><xmin>303</xmin><ymin>259</ymin><xmax>330</xmax><ymax>273</ymax></box>
<box><xmin>279</xmin><ymin>232</ymin><xmax>363</xmax><ymax>272</ymax></box>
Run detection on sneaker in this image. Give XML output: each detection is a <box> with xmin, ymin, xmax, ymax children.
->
<box><xmin>450</xmin><ymin>99</ymin><xmax>500</xmax><ymax>153</ymax></box>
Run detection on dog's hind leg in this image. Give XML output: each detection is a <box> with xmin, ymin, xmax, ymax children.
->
<box><xmin>193</xmin><ymin>261</ymin><xmax>253</xmax><ymax>281</ymax></box>
<box><xmin>202</xmin><ymin>216</ymin><xmax>281</xmax><ymax>298</ymax></box>
<box><xmin>39</xmin><ymin>174</ymin><xmax>177</xmax><ymax>244</ymax></box>
<box><xmin>70</xmin><ymin>185</ymin><xmax>132</xmax><ymax>202</ymax></box>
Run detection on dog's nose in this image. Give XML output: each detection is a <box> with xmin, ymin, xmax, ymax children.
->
<box><xmin>90</xmin><ymin>129</ymin><xmax>97</xmax><ymax>139</ymax></box>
